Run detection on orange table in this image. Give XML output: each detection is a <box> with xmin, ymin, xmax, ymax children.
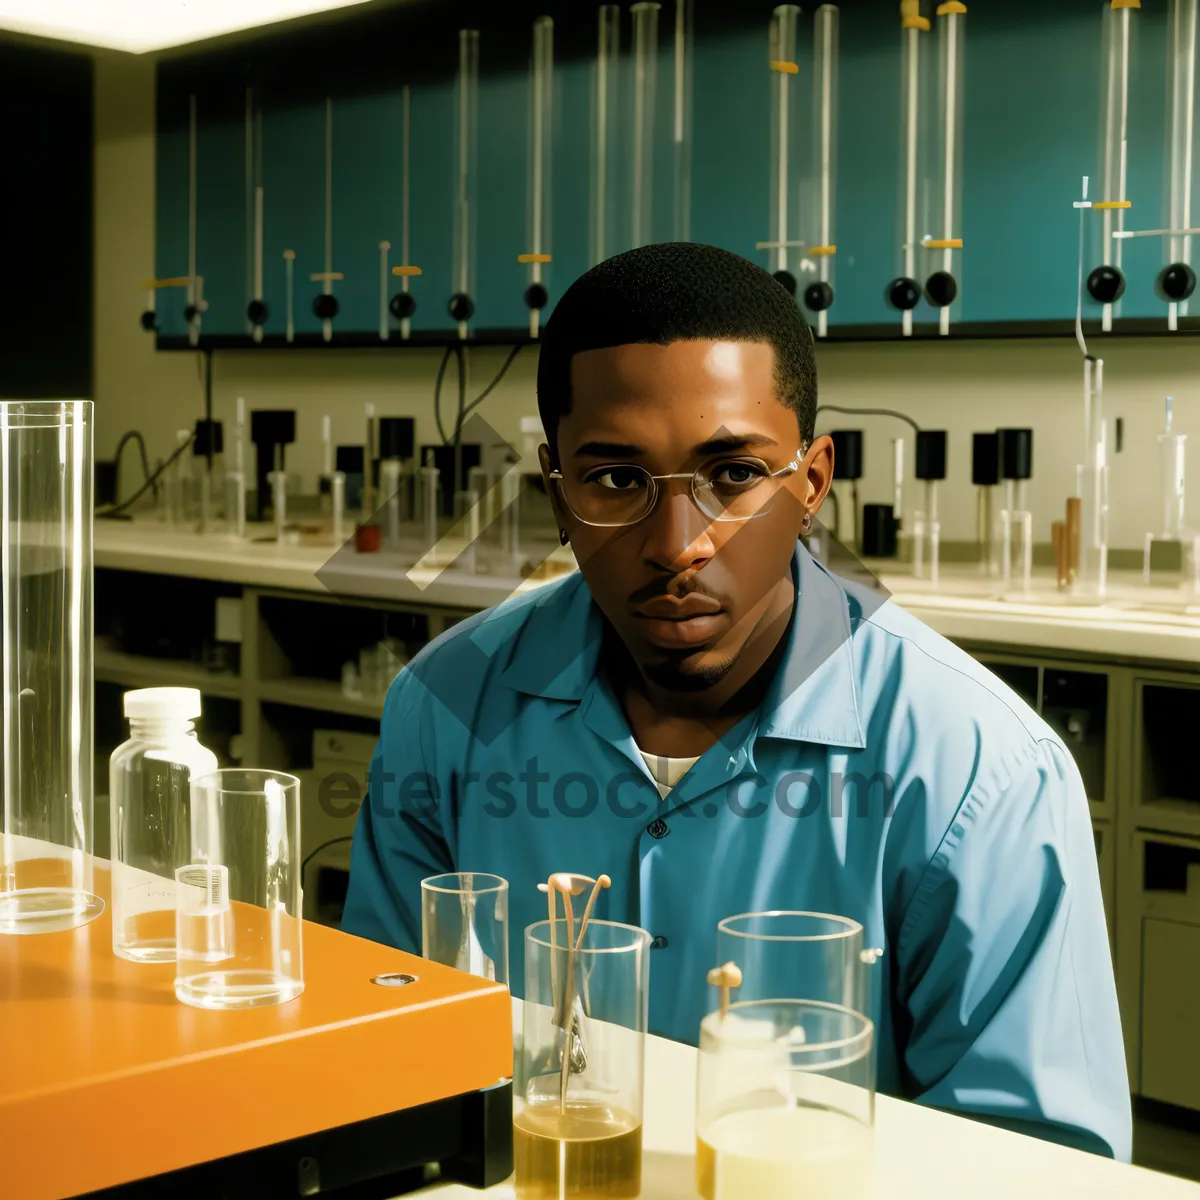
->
<box><xmin>0</xmin><ymin>868</ymin><xmax>512</xmax><ymax>1199</ymax></box>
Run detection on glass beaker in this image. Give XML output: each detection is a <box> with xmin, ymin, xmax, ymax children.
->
<box><xmin>516</xmin><ymin>919</ymin><xmax>651</xmax><ymax>1199</ymax></box>
<box><xmin>696</xmin><ymin>999</ymin><xmax>875</xmax><ymax>1200</ymax></box>
<box><xmin>0</xmin><ymin>400</ymin><xmax>103</xmax><ymax>934</ymax></box>
<box><xmin>421</xmin><ymin>872</ymin><xmax>509</xmax><ymax>986</ymax></box>
<box><xmin>175</xmin><ymin>768</ymin><xmax>303</xmax><ymax>1009</ymax></box>
<box><xmin>716</xmin><ymin>912</ymin><xmax>877</xmax><ymax>1015</ymax></box>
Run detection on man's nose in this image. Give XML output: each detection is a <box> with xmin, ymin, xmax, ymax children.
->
<box><xmin>639</xmin><ymin>480</ymin><xmax>717</xmax><ymax>573</ymax></box>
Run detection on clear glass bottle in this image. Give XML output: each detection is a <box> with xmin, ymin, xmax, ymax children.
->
<box><xmin>109</xmin><ymin>687</ymin><xmax>218</xmax><ymax>963</ymax></box>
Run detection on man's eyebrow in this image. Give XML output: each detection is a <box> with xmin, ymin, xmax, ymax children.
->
<box><xmin>693</xmin><ymin>433</ymin><xmax>779</xmax><ymax>454</ymax></box>
<box><xmin>574</xmin><ymin>440</ymin><xmax>644</xmax><ymax>458</ymax></box>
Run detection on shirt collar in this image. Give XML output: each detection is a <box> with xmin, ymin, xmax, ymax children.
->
<box><xmin>500</xmin><ymin>543</ymin><xmax>866</xmax><ymax>751</ymax></box>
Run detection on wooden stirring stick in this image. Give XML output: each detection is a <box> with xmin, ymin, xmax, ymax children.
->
<box><xmin>707</xmin><ymin>961</ymin><xmax>743</xmax><ymax>1020</ymax></box>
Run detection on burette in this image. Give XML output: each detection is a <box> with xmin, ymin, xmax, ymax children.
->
<box><xmin>1086</xmin><ymin>0</ymin><xmax>1139</xmax><ymax>332</ymax></box>
<box><xmin>630</xmin><ymin>2</ymin><xmax>660</xmax><ymax>249</ymax></box>
<box><xmin>450</xmin><ymin>29</ymin><xmax>480</xmax><ymax>339</ymax></box>
<box><xmin>310</xmin><ymin>98</ymin><xmax>343</xmax><ymax>343</ymax></box>
<box><xmin>591</xmin><ymin>6</ymin><xmax>621</xmax><ymax>265</ymax></box>
<box><xmin>245</xmin><ymin>88</ymin><xmax>267</xmax><ymax>342</ymax></box>
<box><xmin>389</xmin><ymin>86</ymin><xmax>423</xmax><ymax>340</ymax></box>
<box><xmin>521</xmin><ymin>17</ymin><xmax>554</xmax><ymax>339</ymax></box>
<box><xmin>1114</xmin><ymin>0</ymin><xmax>1200</xmax><ymax>329</ymax></box>
<box><xmin>805</xmin><ymin>5</ymin><xmax>839</xmax><ymax>336</ymax></box>
<box><xmin>756</xmin><ymin>5</ymin><xmax>805</xmax><ymax>297</ymax></box>
<box><xmin>140</xmin><ymin>95</ymin><xmax>205</xmax><ymax>341</ymax></box>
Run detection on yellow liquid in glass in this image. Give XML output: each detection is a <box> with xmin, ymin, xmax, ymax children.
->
<box><xmin>513</xmin><ymin>1102</ymin><xmax>643</xmax><ymax>1199</ymax></box>
<box><xmin>696</xmin><ymin>1106</ymin><xmax>874</xmax><ymax>1200</ymax></box>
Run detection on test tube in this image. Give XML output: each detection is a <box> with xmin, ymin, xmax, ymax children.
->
<box><xmin>362</xmin><ymin>403</ymin><xmax>376</xmax><ymax>519</ymax></box>
<box><xmin>1074</xmin><ymin>360</ymin><xmax>1109</xmax><ymax>599</ymax></box>
<box><xmin>890</xmin><ymin>1</ymin><xmax>930</xmax><ymax>336</ymax></box>
<box><xmin>1164</xmin><ymin>0</ymin><xmax>1198</xmax><ymax>329</ymax></box>
<box><xmin>501</xmin><ymin>461</ymin><xmax>521</xmax><ymax>558</ymax></box>
<box><xmin>331</xmin><ymin>471</ymin><xmax>346</xmax><ymax>547</ymax></box>
<box><xmin>382</xmin><ymin>458</ymin><xmax>404</xmax><ymax>549</ymax></box>
<box><xmin>765</xmin><ymin>6</ymin><xmax>803</xmax><ymax>286</ymax></box>
<box><xmin>630</xmin><ymin>3</ymin><xmax>660</xmax><ymax>249</ymax></box>
<box><xmin>999</xmin><ymin>427</ymin><xmax>1035</xmax><ymax>597</ymax></box>
<box><xmin>925</xmin><ymin>1</ymin><xmax>966</xmax><ymax>336</ymax></box>
<box><xmin>525</xmin><ymin>17</ymin><xmax>554</xmax><ymax>339</ymax></box>
<box><xmin>319</xmin><ymin>414</ymin><xmax>334</xmax><ymax>517</ymax></box>
<box><xmin>0</xmin><ymin>401</ymin><xmax>104</xmax><ymax>934</ymax></box>
<box><xmin>672</xmin><ymin>0</ymin><xmax>694</xmax><ymax>242</ymax></box>
<box><xmin>421</xmin><ymin>453</ymin><xmax>442</xmax><ymax>549</ymax></box>
<box><xmin>915</xmin><ymin>430</ymin><xmax>946</xmax><ymax>585</ymax></box>
<box><xmin>972</xmin><ymin>431</ymin><xmax>1000</xmax><ymax>575</ymax></box>
<box><xmin>451</xmin><ymin>30</ymin><xmax>480</xmax><ymax>339</ymax></box>
<box><xmin>591</xmin><ymin>6</ymin><xmax>622</xmax><ymax>265</ymax></box>
<box><xmin>186</xmin><ymin>95</ymin><xmax>201</xmax><ymax>348</ymax></box>
<box><xmin>1095</xmin><ymin>1</ymin><xmax>1137</xmax><ymax>332</ymax></box>
<box><xmin>1159</xmin><ymin>396</ymin><xmax>1187</xmax><ymax>537</ymax></box>
<box><xmin>270</xmin><ymin>454</ymin><xmax>288</xmax><ymax>543</ymax></box>
<box><xmin>226</xmin><ymin>396</ymin><xmax>246</xmax><ymax>538</ymax></box>
<box><xmin>892</xmin><ymin>436</ymin><xmax>905</xmax><ymax>535</ymax></box>
<box><xmin>805</xmin><ymin>5</ymin><xmax>839</xmax><ymax>337</ymax></box>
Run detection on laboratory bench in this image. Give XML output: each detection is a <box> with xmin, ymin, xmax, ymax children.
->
<box><xmin>92</xmin><ymin>519</ymin><xmax>1200</xmax><ymax>1120</ymax></box>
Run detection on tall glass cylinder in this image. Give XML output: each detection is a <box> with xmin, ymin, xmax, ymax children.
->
<box><xmin>672</xmin><ymin>0</ymin><xmax>694</xmax><ymax>242</ymax></box>
<box><xmin>1097</xmin><ymin>0</ymin><xmax>1137</xmax><ymax>330</ymax></box>
<box><xmin>926</xmin><ymin>1</ymin><xmax>966</xmax><ymax>336</ymax></box>
<box><xmin>1074</xmin><ymin>357</ymin><xmax>1110</xmax><ymax>600</ymax></box>
<box><xmin>768</xmin><ymin>6</ymin><xmax>803</xmax><ymax>279</ymax></box>
<box><xmin>806</xmin><ymin>5</ymin><xmax>839</xmax><ymax>336</ymax></box>
<box><xmin>894</xmin><ymin>4</ymin><xmax>931</xmax><ymax>336</ymax></box>
<box><xmin>591</xmin><ymin>5</ymin><xmax>622</xmax><ymax>265</ymax></box>
<box><xmin>630</xmin><ymin>2</ymin><xmax>660</xmax><ymax>249</ymax></box>
<box><xmin>696</xmin><ymin>1000</ymin><xmax>875</xmax><ymax>1200</ymax></box>
<box><xmin>175</xmin><ymin>768</ymin><xmax>303</xmax><ymax>1009</ymax></box>
<box><xmin>422</xmin><ymin>872</ymin><xmax>509</xmax><ymax>985</ymax></box>
<box><xmin>0</xmin><ymin>400</ymin><xmax>102</xmax><ymax>934</ymax></box>
<box><xmin>526</xmin><ymin>16</ymin><xmax>554</xmax><ymax>338</ymax></box>
<box><xmin>515</xmin><ymin>919</ymin><xmax>650</xmax><ymax>1198</ymax></box>
<box><xmin>452</xmin><ymin>29</ymin><xmax>480</xmax><ymax>339</ymax></box>
<box><xmin>716</xmin><ymin>912</ymin><xmax>874</xmax><ymax>1015</ymax></box>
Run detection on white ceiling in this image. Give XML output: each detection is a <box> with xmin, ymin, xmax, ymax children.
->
<box><xmin>0</xmin><ymin>0</ymin><xmax>377</xmax><ymax>54</ymax></box>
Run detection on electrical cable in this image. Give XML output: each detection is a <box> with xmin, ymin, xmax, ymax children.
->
<box><xmin>816</xmin><ymin>404</ymin><xmax>921</xmax><ymax>434</ymax></box>
<box><xmin>453</xmin><ymin>343</ymin><xmax>466</xmax><ymax>496</ymax></box>
<box><xmin>98</xmin><ymin>431</ymin><xmax>196</xmax><ymax>518</ymax></box>
<box><xmin>112</xmin><ymin>430</ymin><xmax>156</xmax><ymax>503</ymax></box>
<box><xmin>301</xmin><ymin>835</ymin><xmax>356</xmax><ymax>881</ymax></box>
<box><xmin>458</xmin><ymin>343</ymin><xmax>524</xmax><ymax>426</ymax></box>
<box><xmin>432</xmin><ymin>344</ymin><xmax>455</xmax><ymax>447</ymax></box>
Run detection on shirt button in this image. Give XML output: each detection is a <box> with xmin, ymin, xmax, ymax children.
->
<box><xmin>646</xmin><ymin>818</ymin><xmax>670</xmax><ymax>840</ymax></box>
<box><xmin>650</xmin><ymin>935</ymin><xmax>668</xmax><ymax>950</ymax></box>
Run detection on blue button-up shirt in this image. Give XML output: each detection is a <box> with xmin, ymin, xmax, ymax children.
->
<box><xmin>342</xmin><ymin>544</ymin><xmax>1131</xmax><ymax>1161</ymax></box>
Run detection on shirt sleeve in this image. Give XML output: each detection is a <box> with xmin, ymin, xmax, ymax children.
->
<box><xmin>894</xmin><ymin>735</ymin><xmax>1132</xmax><ymax>1161</ymax></box>
<box><xmin>340</xmin><ymin>670</ymin><xmax>453</xmax><ymax>954</ymax></box>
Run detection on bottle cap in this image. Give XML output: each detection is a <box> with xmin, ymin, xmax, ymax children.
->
<box><xmin>123</xmin><ymin>687</ymin><xmax>203</xmax><ymax>723</ymax></box>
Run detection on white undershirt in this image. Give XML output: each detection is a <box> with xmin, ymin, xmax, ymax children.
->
<box><xmin>638</xmin><ymin>749</ymin><xmax>701</xmax><ymax>798</ymax></box>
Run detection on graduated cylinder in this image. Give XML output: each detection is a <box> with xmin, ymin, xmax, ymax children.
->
<box><xmin>0</xmin><ymin>400</ymin><xmax>103</xmax><ymax>934</ymax></box>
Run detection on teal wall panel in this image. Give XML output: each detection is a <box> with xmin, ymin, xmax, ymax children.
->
<box><xmin>153</xmin><ymin>1</ymin><xmax>1190</xmax><ymax>342</ymax></box>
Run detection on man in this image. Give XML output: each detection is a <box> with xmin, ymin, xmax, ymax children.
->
<box><xmin>342</xmin><ymin>243</ymin><xmax>1130</xmax><ymax>1160</ymax></box>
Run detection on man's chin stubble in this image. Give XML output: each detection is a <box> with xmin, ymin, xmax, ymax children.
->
<box><xmin>643</xmin><ymin>652</ymin><xmax>738</xmax><ymax>693</ymax></box>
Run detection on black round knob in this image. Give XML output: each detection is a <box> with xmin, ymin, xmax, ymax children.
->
<box><xmin>1157</xmin><ymin>262</ymin><xmax>1197</xmax><ymax>303</ymax></box>
<box><xmin>773</xmin><ymin>270</ymin><xmax>797</xmax><ymax>297</ymax></box>
<box><xmin>924</xmin><ymin>271</ymin><xmax>958</xmax><ymax>308</ymax></box>
<box><xmin>885</xmin><ymin>277</ymin><xmax>922</xmax><ymax>311</ymax></box>
<box><xmin>524</xmin><ymin>283</ymin><xmax>549</xmax><ymax>311</ymax></box>
<box><xmin>140</xmin><ymin>311</ymin><xmax>157</xmax><ymax>332</ymax></box>
<box><xmin>389</xmin><ymin>292</ymin><xmax>417</xmax><ymax>320</ymax></box>
<box><xmin>247</xmin><ymin>298</ymin><xmax>268</xmax><ymax>326</ymax></box>
<box><xmin>449</xmin><ymin>293</ymin><xmax>475</xmax><ymax>322</ymax></box>
<box><xmin>183</xmin><ymin>304</ymin><xmax>199</xmax><ymax>323</ymax></box>
<box><xmin>313</xmin><ymin>293</ymin><xmax>340</xmax><ymax>321</ymax></box>
<box><xmin>803</xmin><ymin>281</ymin><xmax>834</xmax><ymax>313</ymax></box>
<box><xmin>1087</xmin><ymin>265</ymin><xmax>1126</xmax><ymax>305</ymax></box>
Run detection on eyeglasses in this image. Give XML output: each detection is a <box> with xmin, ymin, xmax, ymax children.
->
<box><xmin>548</xmin><ymin>451</ymin><xmax>805</xmax><ymax>529</ymax></box>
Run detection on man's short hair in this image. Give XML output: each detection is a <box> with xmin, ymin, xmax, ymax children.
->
<box><xmin>536</xmin><ymin>242</ymin><xmax>818</xmax><ymax>454</ymax></box>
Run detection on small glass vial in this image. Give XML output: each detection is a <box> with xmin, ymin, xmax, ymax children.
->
<box><xmin>110</xmin><ymin>687</ymin><xmax>219</xmax><ymax>963</ymax></box>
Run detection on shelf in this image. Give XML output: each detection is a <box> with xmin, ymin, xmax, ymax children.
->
<box><xmin>257</xmin><ymin>678</ymin><xmax>385</xmax><ymax>720</ymax></box>
<box><xmin>95</xmin><ymin>637</ymin><xmax>241</xmax><ymax>698</ymax></box>
<box><xmin>1136</xmin><ymin>800</ymin><xmax>1200</xmax><ymax>841</ymax></box>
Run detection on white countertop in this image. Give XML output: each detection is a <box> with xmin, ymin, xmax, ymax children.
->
<box><xmin>418</xmin><ymin>1005</ymin><xmax>1197</xmax><ymax>1200</ymax></box>
<box><xmin>94</xmin><ymin>520</ymin><xmax>1200</xmax><ymax>665</ymax></box>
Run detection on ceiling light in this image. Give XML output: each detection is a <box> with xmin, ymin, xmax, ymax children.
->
<box><xmin>0</xmin><ymin>0</ymin><xmax>376</xmax><ymax>55</ymax></box>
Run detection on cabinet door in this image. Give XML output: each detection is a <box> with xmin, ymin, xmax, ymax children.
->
<box><xmin>1141</xmin><ymin>918</ymin><xmax>1200</xmax><ymax>1111</ymax></box>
